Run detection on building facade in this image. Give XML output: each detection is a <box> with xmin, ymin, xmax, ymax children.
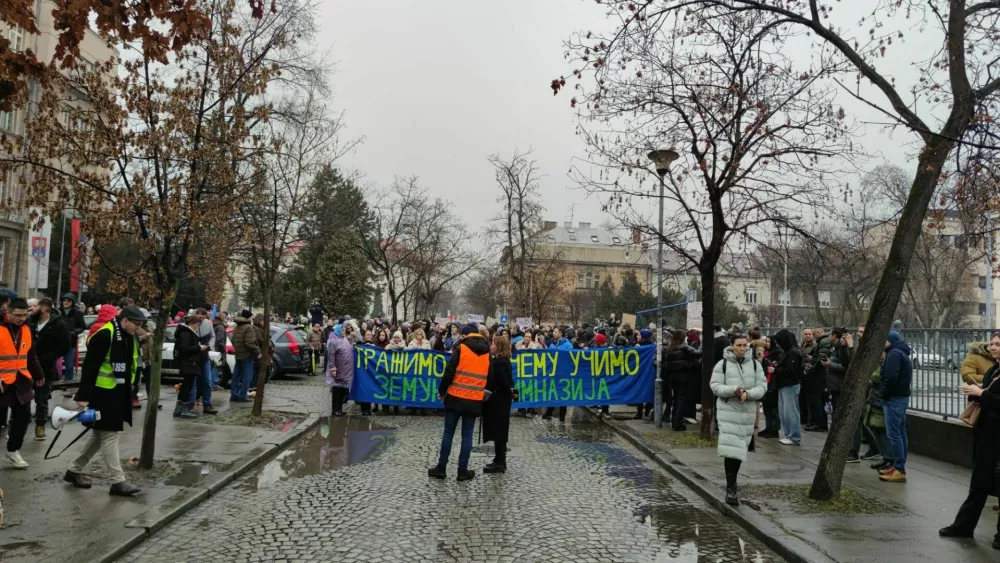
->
<box><xmin>1</xmin><ymin>4</ymin><xmax>116</xmax><ymax>296</ymax></box>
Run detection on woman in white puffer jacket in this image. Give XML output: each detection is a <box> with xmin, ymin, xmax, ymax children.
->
<box><xmin>710</xmin><ymin>333</ymin><xmax>767</xmax><ymax>507</ymax></box>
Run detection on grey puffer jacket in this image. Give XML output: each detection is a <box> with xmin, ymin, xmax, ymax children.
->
<box><xmin>711</xmin><ymin>347</ymin><xmax>767</xmax><ymax>462</ymax></box>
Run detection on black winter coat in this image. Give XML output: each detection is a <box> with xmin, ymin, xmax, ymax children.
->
<box><xmin>482</xmin><ymin>356</ymin><xmax>514</xmax><ymax>444</ymax></box>
<box><xmin>971</xmin><ymin>363</ymin><xmax>1000</xmax><ymax>494</ymax></box>
<box><xmin>31</xmin><ymin>310</ymin><xmax>72</xmax><ymax>380</ymax></box>
<box><xmin>74</xmin><ymin>320</ymin><xmax>136</xmax><ymax>432</ymax></box>
<box><xmin>664</xmin><ymin>344</ymin><xmax>700</xmax><ymax>386</ymax></box>
<box><xmin>827</xmin><ymin>342</ymin><xmax>852</xmax><ymax>392</ymax></box>
<box><xmin>771</xmin><ymin>330</ymin><xmax>803</xmax><ymax>389</ymax></box>
<box><xmin>174</xmin><ymin>324</ymin><xmax>203</xmax><ymax>377</ymax></box>
<box><xmin>439</xmin><ymin>336</ymin><xmax>493</xmax><ymax>416</ymax></box>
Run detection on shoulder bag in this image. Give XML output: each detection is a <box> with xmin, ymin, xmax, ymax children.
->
<box><xmin>959</xmin><ymin>376</ymin><xmax>999</xmax><ymax>427</ymax></box>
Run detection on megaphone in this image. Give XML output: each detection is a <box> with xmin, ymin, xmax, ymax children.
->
<box><xmin>51</xmin><ymin>406</ymin><xmax>100</xmax><ymax>430</ymax></box>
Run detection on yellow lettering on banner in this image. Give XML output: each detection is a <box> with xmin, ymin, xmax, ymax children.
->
<box><xmin>418</xmin><ymin>354</ymin><xmax>434</xmax><ymax>377</ymax></box>
<box><xmin>404</xmin><ymin>353</ymin><xmax>420</xmax><ymax>375</ymax></box>
<box><xmin>609</xmin><ymin>349</ymin><xmax>624</xmax><ymax>374</ymax></box>
<box><xmin>624</xmin><ymin>349</ymin><xmax>640</xmax><ymax>375</ymax></box>
<box><xmin>390</xmin><ymin>352</ymin><xmax>405</xmax><ymax>374</ymax></box>
<box><xmin>375</xmin><ymin>350</ymin><xmax>389</xmax><ymax>374</ymax></box>
<box><xmin>569</xmin><ymin>352</ymin><xmax>582</xmax><ymax>377</ymax></box>
<box><xmin>434</xmin><ymin>355</ymin><xmax>447</xmax><ymax>378</ymax></box>
<box><xmin>592</xmin><ymin>349</ymin><xmax>609</xmax><ymax>376</ymax></box>
<box><xmin>597</xmin><ymin>378</ymin><xmax>611</xmax><ymax>400</ymax></box>
<box><xmin>522</xmin><ymin>353</ymin><xmax>535</xmax><ymax>378</ymax></box>
<box><xmin>546</xmin><ymin>352</ymin><xmax>558</xmax><ymax>376</ymax></box>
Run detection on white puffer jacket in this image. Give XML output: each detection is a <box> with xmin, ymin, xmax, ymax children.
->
<box><xmin>711</xmin><ymin>347</ymin><xmax>768</xmax><ymax>461</ymax></box>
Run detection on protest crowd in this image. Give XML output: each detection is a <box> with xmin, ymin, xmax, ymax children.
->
<box><xmin>1</xmin><ymin>291</ymin><xmax>999</xmax><ymax>550</ymax></box>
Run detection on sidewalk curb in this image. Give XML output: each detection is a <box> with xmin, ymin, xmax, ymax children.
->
<box><xmin>93</xmin><ymin>412</ymin><xmax>322</xmax><ymax>563</ymax></box>
<box><xmin>584</xmin><ymin>409</ymin><xmax>837</xmax><ymax>563</ymax></box>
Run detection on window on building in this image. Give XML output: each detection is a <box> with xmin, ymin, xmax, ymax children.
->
<box><xmin>7</xmin><ymin>26</ymin><xmax>24</xmax><ymax>53</ymax></box>
<box><xmin>586</xmin><ymin>271</ymin><xmax>593</xmax><ymax>288</ymax></box>
<box><xmin>567</xmin><ymin>228</ymin><xmax>576</xmax><ymax>234</ymax></box>
<box><xmin>745</xmin><ymin>287</ymin><xmax>757</xmax><ymax>304</ymax></box>
<box><xmin>594</xmin><ymin>279</ymin><xmax>600</xmax><ymax>290</ymax></box>
<box><xmin>612</xmin><ymin>236</ymin><xmax>621</xmax><ymax>244</ymax></box>
<box><xmin>980</xmin><ymin>276</ymin><xmax>988</xmax><ymax>289</ymax></box>
<box><xmin>0</xmin><ymin>237</ymin><xmax>8</xmax><ymax>283</ymax></box>
<box><xmin>624</xmin><ymin>249</ymin><xmax>630</xmax><ymax>259</ymax></box>
<box><xmin>819</xmin><ymin>290</ymin><xmax>832</xmax><ymax>308</ymax></box>
<box><xmin>981</xmin><ymin>302</ymin><xmax>988</xmax><ymax>315</ymax></box>
<box><xmin>590</xmin><ymin>235</ymin><xmax>599</xmax><ymax>243</ymax></box>
<box><xmin>0</xmin><ymin>169</ymin><xmax>7</xmax><ymax>203</ymax></box>
<box><xmin>0</xmin><ymin>109</ymin><xmax>17</xmax><ymax>134</ymax></box>
<box><xmin>577</xmin><ymin>272</ymin><xmax>584</xmax><ymax>288</ymax></box>
<box><xmin>779</xmin><ymin>289</ymin><xmax>790</xmax><ymax>305</ymax></box>
<box><xmin>568</xmin><ymin>234</ymin><xmax>577</xmax><ymax>241</ymax></box>
<box><xmin>547</xmin><ymin>235</ymin><xmax>555</xmax><ymax>241</ymax></box>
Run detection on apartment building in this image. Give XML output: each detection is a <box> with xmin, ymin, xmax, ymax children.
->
<box><xmin>1</xmin><ymin>4</ymin><xmax>116</xmax><ymax>295</ymax></box>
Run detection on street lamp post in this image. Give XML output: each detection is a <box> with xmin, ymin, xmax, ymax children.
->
<box><xmin>987</xmin><ymin>215</ymin><xmax>994</xmax><ymax>331</ymax></box>
<box><xmin>648</xmin><ymin>149</ymin><xmax>680</xmax><ymax>428</ymax></box>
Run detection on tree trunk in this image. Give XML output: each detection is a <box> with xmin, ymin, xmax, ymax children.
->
<box><xmin>252</xmin><ymin>292</ymin><xmax>272</xmax><ymax>416</ymax></box>
<box><xmin>139</xmin><ymin>299</ymin><xmax>173</xmax><ymax>469</ymax></box>
<box><xmin>809</xmin><ymin>138</ymin><xmax>957</xmax><ymax>500</ymax></box>
<box><xmin>699</xmin><ymin>267</ymin><xmax>716</xmax><ymax>440</ymax></box>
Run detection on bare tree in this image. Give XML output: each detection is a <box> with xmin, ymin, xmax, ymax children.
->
<box><xmin>556</xmin><ymin>8</ymin><xmax>856</xmax><ymax>438</ymax></box>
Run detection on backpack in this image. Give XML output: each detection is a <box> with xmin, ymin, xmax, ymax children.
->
<box><xmin>722</xmin><ymin>357</ymin><xmax>760</xmax><ymax>378</ymax></box>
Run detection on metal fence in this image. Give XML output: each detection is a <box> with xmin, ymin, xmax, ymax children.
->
<box><xmin>758</xmin><ymin>327</ymin><xmax>991</xmax><ymax>420</ymax></box>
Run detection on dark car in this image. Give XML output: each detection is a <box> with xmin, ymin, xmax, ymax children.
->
<box><xmin>269</xmin><ymin>323</ymin><xmax>311</xmax><ymax>376</ymax></box>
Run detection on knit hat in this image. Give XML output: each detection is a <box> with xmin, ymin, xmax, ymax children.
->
<box><xmin>639</xmin><ymin>329</ymin><xmax>651</xmax><ymax>340</ymax></box>
<box><xmin>594</xmin><ymin>333</ymin><xmax>607</xmax><ymax>347</ymax></box>
<box><xmin>461</xmin><ymin>323</ymin><xmax>479</xmax><ymax>336</ymax></box>
<box><xmin>392</xmin><ymin>330</ymin><xmax>404</xmax><ymax>341</ymax></box>
<box><xmin>887</xmin><ymin>331</ymin><xmax>903</xmax><ymax>346</ymax></box>
<box><xmin>241</xmin><ymin>309</ymin><xmax>253</xmax><ymax>319</ymax></box>
<box><xmin>88</xmin><ymin>305</ymin><xmax>119</xmax><ymax>340</ymax></box>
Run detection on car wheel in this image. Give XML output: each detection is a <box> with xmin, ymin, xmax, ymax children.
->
<box><xmin>912</xmin><ymin>359</ymin><xmax>920</xmax><ymax>369</ymax></box>
<box><xmin>265</xmin><ymin>362</ymin><xmax>276</xmax><ymax>384</ymax></box>
<box><xmin>947</xmin><ymin>359</ymin><xmax>956</xmax><ymax>370</ymax></box>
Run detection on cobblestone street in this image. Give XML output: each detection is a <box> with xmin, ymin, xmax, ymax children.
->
<box><xmin>118</xmin><ymin>411</ymin><xmax>781</xmax><ymax>562</ymax></box>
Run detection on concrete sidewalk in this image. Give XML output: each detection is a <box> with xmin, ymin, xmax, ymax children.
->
<box><xmin>595</xmin><ymin>406</ymin><xmax>1000</xmax><ymax>563</ymax></box>
<box><xmin>0</xmin><ymin>376</ymin><xmax>330</xmax><ymax>563</ymax></box>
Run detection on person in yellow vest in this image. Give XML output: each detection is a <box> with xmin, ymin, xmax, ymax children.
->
<box><xmin>63</xmin><ymin>305</ymin><xmax>145</xmax><ymax>496</ymax></box>
<box><xmin>428</xmin><ymin>323</ymin><xmax>492</xmax><ymax>481</ymax></box>
<box><xmin>0</xmin><ymin>298</ymin><xmax>45</xmax><ymax>469</ymax></box>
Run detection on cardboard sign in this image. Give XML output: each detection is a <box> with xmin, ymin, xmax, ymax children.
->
<box><xmin>516</xmin><ymin>317</ymin><xmax>533</xmax><ymax>330</ymax></box>
<box><xmin>467</xmin><ymin>314</ymin><xmax>485</xmax><ymax>325</ymax></box>
<box><xmin>621</xmin><ymin>313</ymin><xmax>636</xmax><ymax>328</ymax></box>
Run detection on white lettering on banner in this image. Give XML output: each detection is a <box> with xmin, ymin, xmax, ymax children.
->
<box><xmin>686</xmin><ymin>302</ymin><xmax>703</xmax><ymax>330</ymax></box>
<box><xmin>516</xmin><ymin>317</ymin><xmax>533</xmax><ymax>330</ymax></box>
<box><xmin>467</xmin><ymin>314</ymin><xmax>484</xmax><ymax>325</ymax></box>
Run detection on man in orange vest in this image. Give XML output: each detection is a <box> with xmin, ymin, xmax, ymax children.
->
<box><xmin>428</xmin><ymin>323</ymin><xmax>492</xmax><ymax>481</ymax></box>
<box><xmin>0</xmin><ymin>298</ymin><xmax>45</xmax><ymax>469</ymax></box>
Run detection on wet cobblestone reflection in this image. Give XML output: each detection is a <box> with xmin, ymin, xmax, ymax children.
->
<box><xmin>118</xmin><ymin>415</ymin><xmax>782</xmax><ymax>562</ymax></box>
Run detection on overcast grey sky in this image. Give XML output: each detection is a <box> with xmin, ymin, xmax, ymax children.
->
<box><xmin>320</xmin><ymin>0</ymin><xmax>612</xmax><ymax>232</ymax></box>
<box><xmin>318</xmin><ymin>0</ymin><xmax>936</xmax><ymax>241</ymax></box>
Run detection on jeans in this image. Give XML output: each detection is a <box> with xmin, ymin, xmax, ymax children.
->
<box><xmin>62</xmin><ymin>347</ymin><xmax>77</xmax><ymax>381</ymax></box>
<box><xmin>231</xmin><ymin>358</ymin><xmax>254</xmax><ymax>400</ymax></box>
<box><xmin>190</xmin><ymin>359</ymin><xmax>214</xmax><ymax>405</ymax></box>
<box><xmin>210</xmin><ymin>364</ymin><xmax>220</xmax><ymax>388</ymax></box>
<box><xmin>436</xmin><ymin>410</ymin><xmax>476</xmax><ymax>471</ymax></box>
<box><xmin>778</xmin><ymin>384</ymin><xmax>801</xmax><ymax>443</ymax></box>
<box><xmin>69</xmin><ymin>429</ymin><xmax>125</xmax><ymax>484</ymax></box>
<box><xmin>883</xmin><ymin>395</ymin><xmax>909</xmax><ymax>471</ymax></box>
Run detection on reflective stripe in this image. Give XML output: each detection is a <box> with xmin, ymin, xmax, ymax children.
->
<box><xmin>93</xmin><ymin>323</ymin><xmax>140</xmax><ymax>390</ymax></box>
<box><xmin>455</xmin><ymin>370</ymin><xmax>488</xmax><ymax>380</ymax></box>
<box><xmin>0</xmin><ymin>355</ymin><xmax>19</xmax><ymax>361</ymax></box>
<box><xmin>449</xmin><ymin>382</ymin><xmax>485</xmax><ymax>392</ymax></box>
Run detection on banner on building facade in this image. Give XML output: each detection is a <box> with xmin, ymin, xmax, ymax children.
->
<box><xmin>27</xmin><ymin>213</ymin><xmax>51</xmax><ymax>293</ymax></box>
<box><xmin>348</xmin><ymin>344</ymin><xmax>656</xmax><ymax>408</ymax></box>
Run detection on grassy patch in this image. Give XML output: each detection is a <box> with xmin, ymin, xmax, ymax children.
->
<box><xmin>742</xmin><ymin>484</ymin><xmax>898</xmax><ymax>515</ymax></box>
<box><xmin>640</xmin><ymin>430</ymin><xmax>718</xmax><ymax>449</ymax></box>
<box><xmin>200</xmin><ymin>409</ymin><xmax>301</xmax><ymax>431</ymax></box>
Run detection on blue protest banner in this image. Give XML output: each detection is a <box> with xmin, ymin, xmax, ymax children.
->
<box><xmin>349</xmin><ymin>344</ymin><xmax>655</xmax><ymax>408</ymax></box>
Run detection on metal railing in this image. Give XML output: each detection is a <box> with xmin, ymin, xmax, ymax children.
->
<box><xmin>757</xmin><ymin>327</ymin><xmax>991</xmax><ymax>420</ymax></box>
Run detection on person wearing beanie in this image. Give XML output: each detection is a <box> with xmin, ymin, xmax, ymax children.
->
<box><xmin>386</xmin><ymin>330</ymin><xmax>406</xmax><ymax>350</ymax></box>
<box><xmin>429</xmin><ymin>324</ymin><xmax>492</xmax><ymax>481</ymax></box>
<box><xmin>879</xmin><ymin>330</ymin><xmax>912</xmax><ymax>483</ymax></box>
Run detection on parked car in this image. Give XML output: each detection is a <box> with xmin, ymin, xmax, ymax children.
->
<box><xmin>224</xmin><ymin>322</ymin><xmax>307</xmax><ymax>378</ymax></box>
<box><xmin>161</xmin><ymin>324</ymin><xmax>236</xmax><ymax>377</ymax></box>
<box><xmin>75</xmin><ymin>314</ymin><xmax>101</xmax><ymax>363</ymax></box>
<box><xmin>910</xmin><ymin>344</ymin><xmax>945</xmax><ymax>368</ymax></box>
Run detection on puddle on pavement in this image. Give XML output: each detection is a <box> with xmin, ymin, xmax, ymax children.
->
<box><xmin>0</xmin><ymin>541</ymin><xmax>44</xmax><ymax>555</ymax></box>
<box><xmin>239</xmin><ymin>416</ymin><xmax>397</xmax><ymax>492</ymax></box>
<box><xmin>164</xmin><ymin>463</ymin><xmax>215</xmax><ymax>487</ymax></box>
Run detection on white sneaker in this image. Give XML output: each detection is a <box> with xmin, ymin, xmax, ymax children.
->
<box><xmin>778</xmin><ymin>438</ymin><xmax>796</xmax><ymax>446</ymax></box>
<box><xmin>6</xmin><ymin>450</ymin><xmax>28</xmax><ymax>469</ymax></box>
<box><xmin>684</xmin><ymin>417</ymin><xmax>698</xmax><ymax>425</ymax></box>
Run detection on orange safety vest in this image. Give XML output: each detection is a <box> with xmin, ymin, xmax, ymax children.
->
<box><xmin>446</xmin><ymin>338</ymin><xmax>490</xmax><ymax>402</ymax></box>
<box><xmin>0</xmin><ymin>324</ymin><xmax>32</xmax><ymax>384</ymax></box>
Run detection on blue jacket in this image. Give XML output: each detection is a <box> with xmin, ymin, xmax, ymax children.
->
<box><xmin>548</xmin><ymin>338</ymin><xmax>573</xmax><ymax>351</ymax></box>
<box><xmin>880</xmin><ymin>332</ymin><xmax>912</xmax><ymax>399</ymax></box>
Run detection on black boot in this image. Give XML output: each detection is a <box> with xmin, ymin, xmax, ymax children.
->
<box><xmin>427</xmin><ymin>466</ymin><xmax>446</xmax><ymax>479</ymax></box>
<box><xmin>725</xmin><ymin>485</ymin><xmax>739</xmax><ymax>506</ymax></box>
<box><xmin>63</xmin><ymin>470</ymin><xmax>92</xmax><ymax>489</ymax></box>
<box><xmin>992</xmin><ymin>535</ymin><xmax>1000</xmax><ymax>550</ymax></box>
<box><xmin>457</xmin><ymin>468</ymin><xmax>476</xmax><ymax>481</ymax></box>
<box><xmin>110</xmin><ymin>482</ymin><xmax>142</xmax><ymax>497</ymax></box>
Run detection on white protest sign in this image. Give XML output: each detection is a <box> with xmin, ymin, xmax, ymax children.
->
<box><xmin>515</xmin><ymin>317</ymin><xmax>534</xmax><ymax>330</ymax></box>
<box><xmin>467</xmin><ymin>314</ymin><xmax>485</xmax><ymax>325</ymax></box>
<box><xmin>686</xmin><ymin>301</ymin><xmax>703</xmax><ymax>330</ymax></box>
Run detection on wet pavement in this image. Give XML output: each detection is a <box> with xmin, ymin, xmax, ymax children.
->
<box><xmin>118</xmin><ymin>412</ymin><xmax>782</xmax><ymax>562</ymax></box>
<box><xmin>0</xmin><ymin>375</ymin><xmax>331</xmax><ymax>563</ymax></box>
